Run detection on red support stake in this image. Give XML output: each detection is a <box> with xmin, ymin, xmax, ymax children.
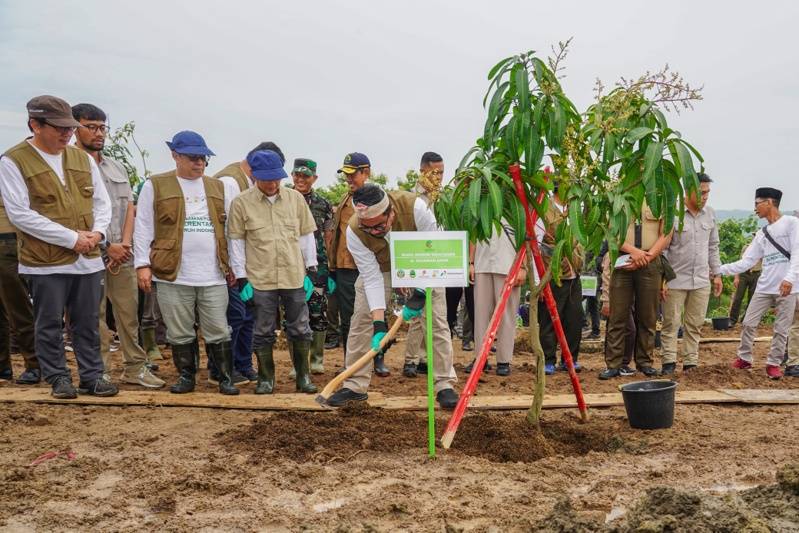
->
<box><xmin>440</xmin><ymin>246</ymin><xmax>527</xmax><ymax>449</ymax></box>
<box><xmin>509</xmin><ymin>163</ymin><xmax>589</xmax><ymax>422</ymax></box>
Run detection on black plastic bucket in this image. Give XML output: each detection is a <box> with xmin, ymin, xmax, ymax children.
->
<box><xmin>712</xmin><ymin>317</ymin><xmax>731</xmax><ymax>330</ymax></box>
<box><xmin>620</xmin><ymin>380</ymin><xmax>677</xmax><ymax>430</ymax></box>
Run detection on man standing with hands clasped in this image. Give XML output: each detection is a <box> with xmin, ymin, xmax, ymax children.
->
<box><xmin>228</xmin><ymin>150</ymin><xmax>320</xmax><ymax>394</ymax></box>
<box><xmin>0</xmin><ymin>95</ymin><xmax>115</xmax><ymax>398</ymax></box>
<box><xmin>719</xmin><ymin>187</ymin><xmax>799</xmax><ymax>379</ymax></box>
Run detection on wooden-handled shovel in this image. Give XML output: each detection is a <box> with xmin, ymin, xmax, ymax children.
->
<box><xmin>316</xmin><ymin>316</ymin><xmax>404</xmax><ymax>407</ymax></box>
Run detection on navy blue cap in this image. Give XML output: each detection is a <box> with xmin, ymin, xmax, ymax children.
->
<box><xmin>166</xmin><ymin>130</ymin><xmax>215</xmax><ymax>156</ymax></box>
<box><xmin>247</xmin><ymin>150</ymin><xmax>287</xmax><ymax>181</ymax></box>
<box><xmin>339</xmin><ymin>152</ymin><xmax>371</xmax><ymax>174</ymax></box>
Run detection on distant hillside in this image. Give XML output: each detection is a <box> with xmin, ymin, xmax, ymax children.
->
<box><xmin>715</xmin><ymin>209</ymin><xmax>798</xmax><ymax>221</ymax></box>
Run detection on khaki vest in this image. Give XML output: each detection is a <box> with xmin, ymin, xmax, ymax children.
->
<box><xmin>542</xmin><ymin>202</ymin><xmax>583</xmax><ymax>277</ymax></box>
<box><xmin>0</xmin><ymin>196</ymin><xmax>14</xmax><ymax>234</ymax></box>
<box><xmin>2</xmin><ymin>140</ymin><xmax>99</xmax><ymax>266</ymax></box>
<box><xmin>624</xmin><ymin>202</ymin><xmax>662</xmax><ymax>251</ymax></box>
<box><xmin>148</xmin><ymin>171</ymin><xmax>229</xmax><ymax>282</ymax></box>
<box><xmin>329</xmin><ymin>192</ymin><xmax>353</xmax><ymax>271</ymax></box>
<box><xmin>212</xmin><ymin>162</ymin><xmax>250</xmax><ymax>192</ymax></box>
<box><xmin>347</xmin><ymin>191</ymin><xmax>417</xmax><ymax>272</ymax></box>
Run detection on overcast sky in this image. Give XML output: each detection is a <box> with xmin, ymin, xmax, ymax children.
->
<box><xmin>1</xmin><ymin>0</ymin><xmax>797</xmax><ymax>209</ymax></box>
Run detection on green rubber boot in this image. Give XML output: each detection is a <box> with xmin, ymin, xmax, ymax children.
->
<box><xmin>287</xmin><ymin>340</ymin><xmax>296</xmax><ymax>379</ymax></box>
<box><xmin>254</xmin><ymin>345</ymin><xmax>275</xmax><ymax>395</ymax></box>
<box><xmin>310</xmin><ymin>331</ymin><xmax>325</xmax><ymax>374</ymax></box>
<box><xmin>206</xmin><ymin>341</ymin><xmax>239</xmax><ymax>396</ymax></box>
<box><xmin>291</xmin><ymin>339</ymin><xmax>317</xmax><ymax>393</ymax></box>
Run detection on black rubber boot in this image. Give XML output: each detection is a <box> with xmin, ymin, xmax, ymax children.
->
<box><xmin>170</xmin><ymin>342</ymin><xmax>196</xmax><ymax>394</ymax></box>
<box><xmin>373</xmin><ymin>353</ymin><xmax>390</xmax><ymax>377</ymax></box>
<box><xmin>291</xmin><ymin>339</ymin><xmax>318</xmax><ymax>393</ymax></box>
<box><xmin>207</xmin><ymin>341</ymin><xmax>239</xmax><ymax>395</ymax></box>
<box><xmin>254</xmin><ymin>345</ymin><xmax>275</xmax><ymax>394</ymax></box>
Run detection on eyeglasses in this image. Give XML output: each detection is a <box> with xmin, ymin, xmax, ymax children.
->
<box><xmin>425</xmin><ymin>169</ymin><xmax>444</xmax><ymax>176</ymax></box>
<box><xmin>82</xmin><ymin>124</ymin><xmax>108</xmax><ymax>134</ymax></box>
<box><xmin>754</xmin><ymin>199</ymin><xmax>769</xmax><ymax>206</ymax></box>
<box><xmin>181</xmin><ymin>154</ymin><xmax>209</xmax><ymax>164</ymax></box>
<box><xmin>44</xmin><ymin>123</ymin><xmax>76</xmax><ymax>134</ymax></box>
<box><xmin>358</xmin><ymin>219</ymin><xmax>389</xmax><ymax>234</ymax></box>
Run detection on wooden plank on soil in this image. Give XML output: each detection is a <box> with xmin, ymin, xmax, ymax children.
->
<box><xmin>718</xmin><ymin>389</ymin><xmax>799</xmax><ymax>404</ymax></box>
<box><xmin>0</xmin><ymin>387</ymin><xmax>775</xmax><ymax>411</ymax></box>
<box><xmin>698</xmin><ymin>336</ymin><xmax>771</xmax><ymax>344</ymax></box>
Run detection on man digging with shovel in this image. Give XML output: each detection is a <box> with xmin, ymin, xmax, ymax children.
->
<box><xmin>324</xmin><ymin>184</ymin><xmax>459</xmax><ymax>409</ymax></box>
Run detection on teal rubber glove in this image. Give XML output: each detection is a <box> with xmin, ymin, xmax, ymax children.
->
<box><xmin>327</xmin><ymin>276</ymin><xmax>336</xmax><ymax>294</ymax></box>
<box><xmin>237</xmin><ymin>279</ymin><xmax>254</xmax><ymax>303</ymax></box>
<box><xmin>372</xmin><ymin>320</ymin><xmax>388</xmax><ymax>352</ymax></box>
<box><xmin>401</xmin><ymin>289</ymin><xmax>426</xmax><ymax>321</ymax></box>
<box><xmin>303</xmin><ymin>275</ymin><xmax>313</xmax><ymax>301</ymax></box>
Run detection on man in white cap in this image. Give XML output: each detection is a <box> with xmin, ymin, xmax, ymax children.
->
<box><xmin>326</xmin><ymin>184</ymin><xmax>459</xmax><ymax>409</ymax></box>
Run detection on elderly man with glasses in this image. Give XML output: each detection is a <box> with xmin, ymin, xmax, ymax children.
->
<box><xmin>0</xmin><ymin>95</ymin><xmax>114</xmax><ymax>398</ymax></box>
<box><xmin>134</xmin><ymin>131</ymin><xmax>240</xmax><ymax>395</ymax></box>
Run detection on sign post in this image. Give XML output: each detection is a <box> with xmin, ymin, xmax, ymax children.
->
<box><xmin>390</xmin><ymin>231</ymin><xmax>468</xmax><ymax>458</ymax></box>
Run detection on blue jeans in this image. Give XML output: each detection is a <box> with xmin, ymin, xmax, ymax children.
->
<box><xmin>227</xmin><ymin>285</ymin><xmax>254</xmax><ymax>372</ymax></box>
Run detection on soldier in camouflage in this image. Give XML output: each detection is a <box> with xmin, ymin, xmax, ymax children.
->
<box><xmin>291</xmin><ymin>158</ymin><xmax>334</xmax><ymax>374</ymax></box>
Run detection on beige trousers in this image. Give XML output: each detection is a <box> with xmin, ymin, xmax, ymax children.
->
<box><xmin>474</xmin><ymin>273</ymin><xmax>520</xmax><ymax>364</ymax></box>
<box><xmin>661</xmin><ymin>286</ymin><xmax>711</xmax><ymax>366</ymax></box>
<box><xmin>785</xmin><ymin>304</ymin><xmax>799</xmax><ymax>367</ymax></box>
<box><xmin>100</xmin><ymin>264</ymin><xmax>148</xmax><ymax>372</ymax></box>
<box><xmin>404</xmin><ymin>287</ymin><xmax>447</xmax><ymax>365</ymax></box>
<box><xmin>343</xmin><ymin>273</ymin><xmax>457</xmax><ymax>394</ymax></box>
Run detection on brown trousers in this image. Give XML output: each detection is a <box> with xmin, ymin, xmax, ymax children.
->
<box><xmin>0</xmin><ymin>237</ymin><xmax>37</xmax><ymax>371</ymax></box>
<box><xmin>605</xmin><ymin>260</ymin><xmax>663</xmax><ymax>369</ymax></box>
<box><xmin>100</xmin><ymin>264</ymin><xmax>148</xmax><ymax>372</ymax></box>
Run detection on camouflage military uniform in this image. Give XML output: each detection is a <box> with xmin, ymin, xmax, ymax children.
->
<box><xmin>303</xmin><ymin>189</ymin><xmax>334</xmax><ymax>331</ymax></box>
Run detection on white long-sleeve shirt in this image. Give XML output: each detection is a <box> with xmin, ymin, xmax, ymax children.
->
<box><xmin>0</xmin><ymin>141</ymin><xmax>111</xmax><ymax>275</ymax></box>
<box><xmin>347</xmin><ymin>197</ymin><xmax>437</xmax><ymax>311</ymax></box>
<box><xmin>134</xmin><ymin>175</ymin><xmax>239</xmax><ymax>286</ymax></box>
<box><xmin>719</xmin><ymin>215</ymin><xmax>799</xmax><ymax>294</ymax></box>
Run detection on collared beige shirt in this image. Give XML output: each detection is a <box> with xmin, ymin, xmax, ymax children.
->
<box><xmin>663</xmin><ymin>205</ymin><xmax>722</xmax><ymax>290</ymax></box>
<box><xmin>228</xmin><ymin>185</ymin><xmax>316</xmax><ymax>290</ymax></box>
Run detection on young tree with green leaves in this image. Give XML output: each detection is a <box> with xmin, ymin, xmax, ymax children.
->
<box><xmin>436</xmin><ymin>41</ymin><xmax>704</xmax><ymax>428</ymax></box>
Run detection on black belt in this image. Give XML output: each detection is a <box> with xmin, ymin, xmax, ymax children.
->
<box><xmin>0</xmin><ymin>233</ymin><xmax>16</xmax><ymax>241</ymax></box>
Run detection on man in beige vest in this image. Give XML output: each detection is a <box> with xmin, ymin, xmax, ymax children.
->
<box><xmin>72</xmin><ymin>103</ymin><xmax>164</xmax><ymax>389</ymax></box>
<box><xmin>134</xmin><ymin>131</ymin><xmax>239</xmax><ymax>395</ymax></box>
<box><xmin>328</xmin><ymin>153</ymin><xmax>369</xmax><ymax>368</ymax></box>
<box><xmin>228</xmin><ymin>149</ymin><xmax>320</xmax><ymax>394</ymax></box>
<box><xmin>326</xmin><ymin>184</ymin><xmax>459</xmax><ymax>409</ymax></box>
<box><xmin>0</xmin><ymin>95</ymin><xmax>115</xmax><ymax>399</ymax></box>
<box><xmin>600</xmin><ymin>202</ymin><xmax>672</xmax><ymax>379</ymax></box>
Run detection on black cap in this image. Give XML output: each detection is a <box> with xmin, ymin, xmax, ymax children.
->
<box><xmin>755</xmin><ymin>187</ymin><xmax>782</xmax><ymax>201</ymax></box>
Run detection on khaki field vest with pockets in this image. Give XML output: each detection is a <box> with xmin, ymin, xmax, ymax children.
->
<box><xmin>2</xmin><ymin>140</ymin><xmax>99</xmax><ymax>266</ymax></box>
<box><xmin>212</xmin><ymin>162</ymin><xmax>250</xmax><ymax>193</ymax></box>
<box><xmin>149</xmin><ymin>171</ymin><xmax>229</xmax><ymax>281</ymax></box>
<box><xmin>348</xmin><ymin>190</ymin><xmax>417</xmax><ymax>272</ymax></box>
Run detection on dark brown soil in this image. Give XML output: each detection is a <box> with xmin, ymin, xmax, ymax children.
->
<box><xmin>219</xmin><ymin>403</ymin><xmax>627</xmax><ymax>465</ymax></box>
